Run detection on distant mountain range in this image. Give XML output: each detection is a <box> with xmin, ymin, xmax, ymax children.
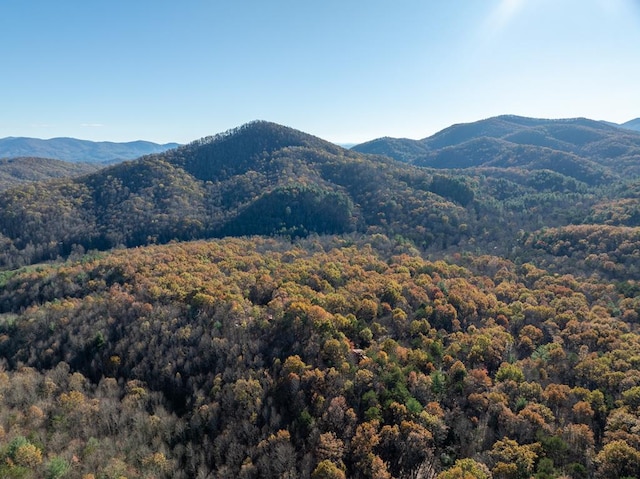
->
<box><xmin>3</xmin><ymin>116</ymin><xmax>637</xmax><ymax>165</ymax></box>
<box><xmin>621</xmin><ymin>118</ymin><xmax>640</xmax><ymax>131</ymax></box>
<box><xmin>0</xmin><ymin>136</ymin><xmax>180</xmax><ymax>163</ymax></box>
<box><xmin>352</xmin><ymin>115</ymin><xmax>640</xmax><ymax>182</ymax></box>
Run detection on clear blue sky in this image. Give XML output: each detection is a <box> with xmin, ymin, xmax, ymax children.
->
<box><xmin>1</xmin><ymin>0</ymin><xmax>639</xmax><ymax>144</ymax></box>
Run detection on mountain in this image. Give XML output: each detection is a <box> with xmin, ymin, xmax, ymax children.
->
<box><xmin>352</xmin><ymin>115</ymin><xmax>640</xmax><ymax>181</ymax></box>
<box><xmin>418</xmin><ymin>115</ymin><xmax>630</xmax><ymax>151</ymax></box>
<box><xmin>2</xmin><ymin>119</ymin><xmax>640</xmax><ymax>478</ymax></box>
<box><xmin>0</xmin><ymin>157</ymin><xmax>100</xmax><ymax>191</ymax></box>
<box><xmin>1</xmin><ymin>118</ymin><xmax>638</xmax><ymax>270</ymax></box>
<box><xmin>621</xmin><ymin>117</ymin><xmax>640</xmax><ymax>132</ymax></box>
<box><xmin>0</xmin><ymin>136</ymin><xmax>180</xmax><ymax>163</ymax></box>
<box><xmin>349</xmin><ymin>136</ymin><xmax>430</xmax><ymax>163</ymax></box>
<box><xmin>0</xmin><ymin>121</ymin><xmax>478</xmax><ymax>267</ymax></box>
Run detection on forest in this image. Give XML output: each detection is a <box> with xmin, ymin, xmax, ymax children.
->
<box><xmin>0</xmin><ymin>117</ymin><xmax>639</xmax><ymax>478</ymax></box>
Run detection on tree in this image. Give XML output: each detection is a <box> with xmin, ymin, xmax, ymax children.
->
<box><xmin>316</xmin><ymin>432</ymin><xmax>346</xmax><ymax>464</ymax></box>
<box><xmin>595</xmin><ymin>440</ymin><xmax>640</xmax><ymax>479</ymax></box>
<box><xmin>437</xmin><ymin>458</ymin><xmax>492</xmax><ymax>479</ymax></box>
<box><xmin>13</xmin><ymin>442</ymin><xmax>43</xmax><ymax>468</ymax></box>
<box><xmin>256</xmin><ymin>430</ymin><xmax>297</xmax><ymax>479</ymax></box>
<box><xmin>46</xmin><ymin>457</ymin><xmax>70</xmax><ymax>479</ymax></box>
<box><xmin>312</xmin><ymin>460</ymin><xmax>347</xmax><ymax>479</ymax></box>
<box><xmin>621</xmin><ymin>385</ymin><xmax>640</xmax><ymax>410</ymax></box>
<box><xmin>489</xmin><ymin>438</ymin><xmax>540</xmax><ymax>479</ymax></box>
<box><xmin>495</xmin><ymin>363</ymin><xmax>525</xmax><ymax>384</ymax></box>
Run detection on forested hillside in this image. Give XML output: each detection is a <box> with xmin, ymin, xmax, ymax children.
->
<box><xmin>0</xmin><ymin>119</ymin><xmax>631</xmax><ymax>271</ymax></box>
<box><xmin>353</xmin><ymin>116</ymin><xmax>640</xmax><ymax>179</ymax></box>
<box><xmin>0</xmin><ymin>157</ymin><xmax>99</xmax><ymax>191</ymax></box>
<box><xmin>0</xmin><ymin>118</ymin><xmax>640</xmax><ymax>478</ymax></box>
<box><xmin>0</xmin><ymin>122</ymin><xmax>479</xmax><ymax>267</ymax></box>
<box><xmin>0</xmin><ymin>236</ymin><xmax>639</xmax><ymax>478</ymax></box>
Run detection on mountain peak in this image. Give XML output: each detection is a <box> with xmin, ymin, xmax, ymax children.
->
<box><xmin>188</xmin><ymin>120</ymin><xmax>337</xmax><ymax>150</ymax></box>
<box><xmin>168</xmin><ymin>120</ymin><xmax>345</xmax><ymax>181</ymax></box>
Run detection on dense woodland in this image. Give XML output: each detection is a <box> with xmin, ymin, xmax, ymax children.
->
<box><xmin>0</xmin><ymin>158</ymin><xmax>99</xmax><ymax>192</ymax></box>
<box><xmin>0</xmin><ymin>118</ymin><xmax>639</xmax><ymax>478</ymax></box>
<box><xmin>353</xmin><ymin>116</ymin><xmax>640</xmax><ymax>178</ymax></box>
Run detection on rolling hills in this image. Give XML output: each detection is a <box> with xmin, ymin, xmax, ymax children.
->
<box><xmin>353</xmin><ymin>115</ymin><xmax>640</xmax><ymax>181</ymax></box>
<box><xmin>0</xmin><ymin>121</ymin><xmax>479</xmax><ymax>268</ymax></box>
<box><xmin>0</xmin><ymin>136</ymin><xmax>180</xmax><ymax>163</ymax></box>
<box><xmin>1</xmin><ymin>234</ymin><xmax>640</xmax><ymax>478</ymax></box>
<box><xmin>0</xmin><ymin>118</ymin><xmax>638</xmax><ymax>274</ymax></box>
<box><xmin>1</xmin><ymin>117</ymin><xmax>640</xmax><ymax>477</ymax></box>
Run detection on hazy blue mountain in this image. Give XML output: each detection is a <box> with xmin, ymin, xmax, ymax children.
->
<box><xmin>349</xmin><ymin>136</ymin><xmax>430</xmax><ymax>163</ymax></box>
<box><xmin>621</xmin><ymin>118</ymin><xmax>640</xmax><ymax>132</ymax></box>
<box><xmin>0</xmin><ymin>136</ymin><xmax>180</xmax><ymax>163</ymax></box>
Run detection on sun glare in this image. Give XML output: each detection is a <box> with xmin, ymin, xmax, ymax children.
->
<box><xmin>489</xmin><ymin>0</ymin><xmax>527</xmax><ymax>31</ymax></box>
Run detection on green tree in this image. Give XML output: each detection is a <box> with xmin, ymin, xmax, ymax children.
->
<box><xmin>595</xmin><ymin>440</ymin><xmax>640</xmax><ymax>479</ymax></box>
<box><xmin>490</xmin><ymin>438</ymin><xmax>540</xmax><ymax>479</ymax></box>
<box><xmin>46</xmin><ymin>457</ymin><xmax>70</xmax><ymax>479</ymax></box>
<box><xmin>312</xmin><ymin>460</ymin><xmax>346</xmax><ymax>479</ymax></box>
<box><xmin>437</xmin><ymin>458</ymin><xmax>492</xmax><ymax>479</ymax></box>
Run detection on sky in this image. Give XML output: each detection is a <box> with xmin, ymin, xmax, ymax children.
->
<box><xmin>1</xmin><ymin>0</ymin><xmax>639</xmax><ymax>144</ymax></box>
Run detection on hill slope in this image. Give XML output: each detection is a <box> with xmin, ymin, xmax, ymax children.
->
<box><xmin>348</xmin><ymin>136</ymin><xmax>430</xmax><ymax>163</ymax></box>
<box><xmin>0</xmin><ymin>121</ymin><xmax>482</xmax><ymax>267</ymax></box>
<box><xmin>0</xmin><ymin>118</ymin><xmax>638</xmax><ymax>279</ymax></box>
<box><xmin>0</xmin><ymin>136</ymin><xmax>180</xmax><ymax>163</ymax></box>
<box><xmin>0</xmin><ymin>235</ymin><xmax>638</xmax><ymax>477</ymax></box>
<box><xmin>1</xmin><ymin>119</ymin><xmax>640</xmax><ymax>478</ymax></box>
<box><xmin>0</xmin><ymin>157</ymin><xmax>100</xmax><ymax>191</ymax></box>
<box><xmin>621</xmin><ymin>117</ymin><xmax>640</xmax><ymax>132</ymax></box>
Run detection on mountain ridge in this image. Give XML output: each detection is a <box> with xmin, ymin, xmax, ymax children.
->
<box><xmin>352</xmin><ymin>114</ymin><xmax>640</xmax><ymax>179</ymax></box>
<box><xmin>621</xmin><ymin>117</ymin><xmax>640</xmax><ymax>131</ymax></box>
<box><xmin>0</xmin><ymin>116</ymin><xmax>639</xmax><ymax>269</ymax></box>
<box><xmin>1</xmin><ymin>117</ymin><xmax>640</xmax><ymax>478</ymax></box>
<box><xmin>0</xmin><ymin>121</ymin><xmax>438</xmax><ymax>267</ymax></box>
<box><xmin>0</xmin><ymin>136</ymin><xmax>180</xmax><ymax>163</ymax></box>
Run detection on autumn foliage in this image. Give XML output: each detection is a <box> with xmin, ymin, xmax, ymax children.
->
<box><xmin>0</xmin><ymin>234</ymin><xmax>635</xmax><ymax>477</ymax></box>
